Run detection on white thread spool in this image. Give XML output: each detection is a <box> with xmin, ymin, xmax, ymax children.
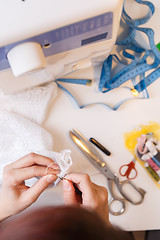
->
<box><xmin>7</xmin><ymin>42</ymin><xmax>46</xmax><ymax>77</ymax></box>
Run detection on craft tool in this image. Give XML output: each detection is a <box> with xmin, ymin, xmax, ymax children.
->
<box><xmin>55</xmin><ymin>1</ymin><xmax>160</xmax><ymax>111</ymax></box>
<box><xmin>144</xmin><ymin>164</ymin><xmax>160</xmax><ymax>182</ymax></box>
<box><xmin>124</xmin><ymin>124</ymin><xmax>160</xmax><ymax>187</ymax></box>
<box><xmin>119</xmin><ymin>157</ymin><xmax>160</xmax><ymax>181</ymax></box>
<box><xmin>119</xmin><ymin>158</ymin><xmax>138</xmax><ymax>180</ymax></box>
<box><xmin>56</xmin><ymin>78</ymin><xmax>92</xmax><ymax>86</ymax></box>
<box><xmin>69</xmin><ymin>129</ymin><xmax>146</xmax><ymax>216</ymax></box>
<box><xmin>99</xmin><ymin>0</ymin><xmax>160</xmax><ymax>94</ymax></box>
<box><xmin>0</xmin><ymin>0</ymin><xmax>123</xmax><ymax>93</ymax></box>
<box><xmin>89</xmin><ymin>137</ymin><xmax>111</xmax><ymax>156</ymax></box>
<box><xmin>59</xmin><ymin>177</ymin><xmax>82</xmax><ymax>197</ymax></box>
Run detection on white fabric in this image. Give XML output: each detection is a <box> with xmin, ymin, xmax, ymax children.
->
<box><xmin>0</xmin><ymin>82</ymin><xmax>57</xmax><ymax>124</ymax></box>
<box><xmin>0</xmin><ymin>82</ymin><xmax>72</xmax><ymax>186</ymax></box>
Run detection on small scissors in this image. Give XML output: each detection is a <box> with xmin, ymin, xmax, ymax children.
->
<box><xmin>69</xmin><ymin>129</ymin><xmax>146</xmax><ymax>216</ymax></box>
<box><xmin>119</xmin><ymin>158</ymin><xmax>138</xmax><ymax>180</ymax></box>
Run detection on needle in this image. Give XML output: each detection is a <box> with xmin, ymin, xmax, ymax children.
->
<box><xmin>59</xmin><ymin>177</ymin><xmax>82</xmax><ymax>197</ymax></box>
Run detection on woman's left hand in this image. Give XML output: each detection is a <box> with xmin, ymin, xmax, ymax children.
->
<box><xmin>0</xmin><ymin>153</ymin><xmax>60</xmax><ymax>221</ymax></box>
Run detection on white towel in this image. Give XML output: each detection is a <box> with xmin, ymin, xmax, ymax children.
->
<box><xmin>0</xmin><ymin>82</ymin><xmax>72</xmax><ymax>186</ymax></box>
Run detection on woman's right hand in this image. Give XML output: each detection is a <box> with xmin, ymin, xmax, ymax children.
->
<box><xmin>62</xmin><ymin>173</ymin><xmax>111</xmax><ymax>226</ymax></box>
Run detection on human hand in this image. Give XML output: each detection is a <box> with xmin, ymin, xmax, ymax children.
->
<box><xmin>0</xmin><ymin>153</ymin><xmax>60</xmax><ymax>221</ymax></box>
<box><xmin>62</xmin><ymin>173</ymin><xmax>110</xmax><ymax>226</ymax></box>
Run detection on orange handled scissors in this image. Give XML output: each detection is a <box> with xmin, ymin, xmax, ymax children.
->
<box><xmin>119</xmin><ymin>159</ymin><xmax>138</xmax><ymax>180</ymax></box>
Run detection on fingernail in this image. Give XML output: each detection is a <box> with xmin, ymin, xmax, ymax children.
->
<box><xmin>51</xmin><ymin>164</ymin><xmax>60</xmax><ymax>170</ymax></box>
<box><xmin>45</xmin><ymin>174</ymin><xmax>56</xmax><ymax>183</ymax></box>
<box><xmin>63</xmin><ymin>179</ymin><xmax>71</xmax><ymax>191</ymax></box>
<box><xmin>48</xmin><ymin>168</ymin><xmax>61</xmax><ymax>174</ymax></box>
<box><xmin>47</xmin><ymin>163</ymin><xmax>60</xmax><ymax>170</ymax></box>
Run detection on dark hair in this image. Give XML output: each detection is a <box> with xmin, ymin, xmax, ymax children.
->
<box><xmin>0</xmin><ymin>206</ymin><xmax>132</xmax><ymax>240</ymax></box>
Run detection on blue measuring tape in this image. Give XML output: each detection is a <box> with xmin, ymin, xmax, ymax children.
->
<box><xmin>56</xmin><ymin>0</ymin><xmax>160</xmax><ymax>110</ymax></box>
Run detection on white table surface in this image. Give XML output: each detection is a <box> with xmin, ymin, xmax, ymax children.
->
<box><xmin>3</xmin><ymin>0</ymin><xmax>160</xmax><ymax>232</ymax></box>
<box><xmin>26</xmin><ymin>61</ymin><xmax>160</xmax><ymax>231</ymax></box>
<box><xmin>32</xmin><ymin>1</ymin><xmax>160</xmax><ymax>230</ymax></box>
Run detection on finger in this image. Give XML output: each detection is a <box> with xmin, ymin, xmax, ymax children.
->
<box><xmin>92</xmin><ymin>183</ymin><xmax>109</xmax><ymax>201</ymax></box>
<box><xmin>63</xmin><ymin>179</ymin><xmax>78</xmax><ymax>205</ymax></box>
<box><xmin>92</xmin><ymin>182</ymin><xmax>108</xmax><ymax>193</ymax></box>
<box><xmin>65</xmin><ymin>173</ymin><xmax>95</xmax><ymax>201</ymax></box>
<box><xmin>7</xmin><ymin>153</ymin><xmax>59</xmax><ymax>169</ymax></box>
<box><xmin>4</xmin><ymin>166</ymin><xmax>60</xmax><ymax>186</ymax></box>
<box><xmin>21</xmin><ymin>174</ymin><xmax>57</xmax><ymax>204</ymax></box>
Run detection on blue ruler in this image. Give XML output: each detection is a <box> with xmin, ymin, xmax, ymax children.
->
<box><xmin>57</xmin><ymin>0</ymin><xmax>160</xmax><ymax>110</ymax></box>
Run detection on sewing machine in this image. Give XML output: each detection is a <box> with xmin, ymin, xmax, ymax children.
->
<box><xmin>1</xmin><ymin>0</ymin><xmax>160</xmax><ymax>233</ymax></box>
<box><xmin>0</xmin><ymin>0</ymin><xmax>123</xmax><ymax>93</ymax></box>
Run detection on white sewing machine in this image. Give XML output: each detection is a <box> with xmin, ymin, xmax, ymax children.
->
<box><xmin>0</xmin><ymin>0</ymin><xmax>123</xmax><ymax>93</ymax></box>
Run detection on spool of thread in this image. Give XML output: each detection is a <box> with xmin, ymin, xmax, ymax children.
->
<box><xmin>7</xmin><ymin>42</ymin><xmax>46</xmax><ymax>77</ymax></box>
<box><xmin>144</xmin><ymin>163</ymin><xmax>160</xmax><ymax>182</ymax></box>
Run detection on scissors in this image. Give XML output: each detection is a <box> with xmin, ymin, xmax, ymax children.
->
<box><xmin>69</xmin><ymin>129</ymin><xmax>146</xmax><ymax>216</ymax></box>
<box><xmin>119</xmin><ymin>158</ymin><xmax>138</xmax><ymax>180</ymax></box>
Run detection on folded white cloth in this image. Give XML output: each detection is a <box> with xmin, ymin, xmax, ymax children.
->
<box><xmin>0</xmin><ymin>82</ymin><xmax>72</xmax><ymax>186</ymax></box>
<box><xmin>0</xmin><ymin>82</ymin><xmax>57</xmax><ymax>124</ymax></box>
